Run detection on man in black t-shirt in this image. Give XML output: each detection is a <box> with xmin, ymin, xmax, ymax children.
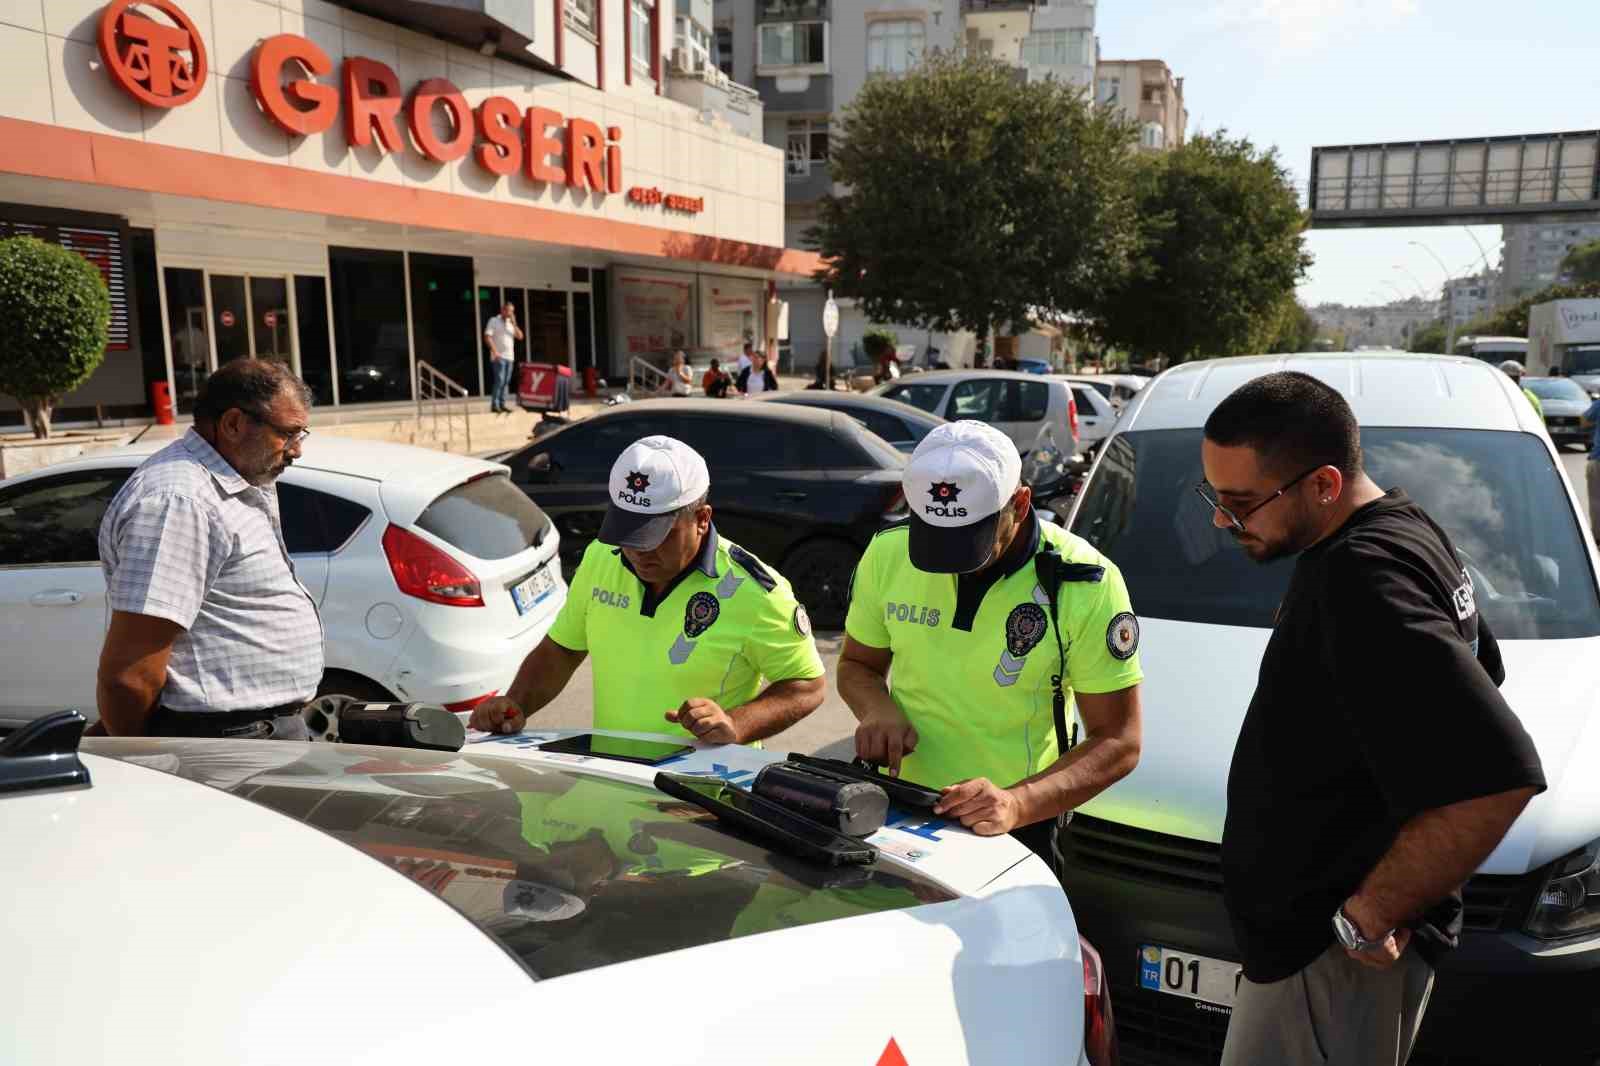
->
<box><xmin>1198</xmin><ymin>372</ymin><xmax>1546</xmax><ymax>1066</ymax></box>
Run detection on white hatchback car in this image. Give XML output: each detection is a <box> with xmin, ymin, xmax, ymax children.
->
<box><xmin>874</xmin><ymin>370</ymin><xmax>1080</xmax><ymax>456</ymax></box>
<box><xmin>0</xmin><ymin>436</ymin><xmax>565</xmax><ymax>720</ymax></box>
<box><xmin>1060</xmin><ymin>353</ymin><xmax>1600</xmax><ymax>1063</ymax></box>
<box><xmin>1050</xmin><ymin>377</ymin><xmax>1120</xmax><ymax>451</ymax></box>
<box><xmin>3</xmin><ymin>721</ymin><xmax>1117</xmax><ymax>1066</ymax></box>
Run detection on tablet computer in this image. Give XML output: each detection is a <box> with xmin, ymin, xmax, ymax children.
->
<box><xmin>654</xmin><ymin>772</ymin><xmax>877</xmax><ymax>867</ymax></box>
<box><xmin>537</xmin><ymin>733</ymin><xmax>694</xmax><ymax>766</ymax></box>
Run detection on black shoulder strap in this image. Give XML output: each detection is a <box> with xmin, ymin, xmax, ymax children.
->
<box><xmin>1034</xmin><ymin>550</ymin><xmax>1106</xmax><ymax>755</ymax></box>
<box><xmin>727</xmin><ymin>544</ymin><xmax>778</xmax><ymax>593</ymax></box>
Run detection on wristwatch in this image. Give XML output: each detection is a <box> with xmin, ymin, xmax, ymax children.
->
<box><xmin>1332</xmin><ymin>907</ymin><xmax>1394</xmax><ymax>952</ymax></box>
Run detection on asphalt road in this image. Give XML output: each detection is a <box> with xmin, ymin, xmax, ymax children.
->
<box><xmin>1560</xmin><ymin>447</ymin><xmax>1590</xmax><ymax>512</ymax></box>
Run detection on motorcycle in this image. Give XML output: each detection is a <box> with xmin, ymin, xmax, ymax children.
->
<box><xmin>1023</xmin><ymin>426</ymin><xmax>1094</xmax><ymax>525</ymax></box>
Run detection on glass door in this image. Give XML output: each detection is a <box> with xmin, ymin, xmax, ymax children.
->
<box><xmin>528</xmin><ymin>290</ymin><xmax>569</xmax><ymax>368</ymax></box>
<box><xmin>164</xmin><ymin>267</ymin><xmax>209</xmax><ymax>415</ymax></box>
<box><xmin>209</xmin><ymin>274</ymin><xmax>250</xmax><ymax>365</ymax></box>
<box><xmin>250</xmin><ymin>276</ymin><xmax>291</xmax><ymax>362</ymax></box>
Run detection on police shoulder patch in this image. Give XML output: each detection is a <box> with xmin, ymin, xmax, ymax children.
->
<box><xmin>793</xmin><ymin>604</ymin><xmax>812</xmax><ymax>637</ymax></box>
<box><xmin>1106</xmin><ymin>611</ymin><xmax>1140</xmax><ymax>661</ymax></box>
<box><xmin>728</xmin><ymin>544</ymin><xmax>778</xmax><ymax>593</ymax></box>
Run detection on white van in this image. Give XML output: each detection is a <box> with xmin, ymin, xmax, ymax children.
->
<box><xmin>1060</xmin><ymin>352</ymin><xmax>1600</xmax><ymax>1063</ymax></box>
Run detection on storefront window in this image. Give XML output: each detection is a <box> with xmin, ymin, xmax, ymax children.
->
<box><xmin>408</xmin><ymin>252</ymin><xmax>478</xmax><ymax>396</ymax></box>
<box><xmin>330</xmin><ymin>247</ymin><xmax>411</xmax><ymax>404</ymax></box>
<box><xmin>210</xmin><ymin>274</ymin><xmax>250</xmax><ymax>365</ymax></box>
<box><xmin>249</xmin><ymin>276</ymin><xmax>291</xmax><ymax>362</ymax></box>
<box><xmin>528</xmin><ymin>291</ymin><xmax>570</xmax><ymax>367</ymax></box>
<box><xmin>131</xmin><ymin>230</ymin><xmax>165</xmax><ymax>414</ymax></box>
<box><xmin>294</xmin><ymin>276</ymin><xmax>334</xmax><ymax>406</ymax></box>
<box><xmin>164</xmin><ymin>267</ymin><xmax>209</xmax><ymax>414</ymax></box>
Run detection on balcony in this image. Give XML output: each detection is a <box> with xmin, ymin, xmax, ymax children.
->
<box><xmin>961</xmin><ymin>0</ymin><xmax>1034</xmax><ymax>12</ymax></box>
<box><xmin>758</xmin><ymin>0</ymin><xmax>827</xmax><ymax>21</ymax></box>
<box><xmin>784</xmin><ymin>162</ymin><xmax>833</xmax><ymax>204</ymax></box>
<box><xmin>665</xmin><ymin>57</ymin><xmax>765</xmax><ymax>142</ymax></box>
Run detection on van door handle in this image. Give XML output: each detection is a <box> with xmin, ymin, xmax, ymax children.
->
<box><xmin>774</xmin><ymin>491</ymin><xmax>808</xmax><ymax>502</ymax></box>
<box><xmin>30</xmin><ymin>590</ymin><xmax>84</xmax><ymax>607</ymax></box>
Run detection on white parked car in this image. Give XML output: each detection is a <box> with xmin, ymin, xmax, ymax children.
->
<box><xmin>1065</xmin><ymin>374</ymin><xmax>1147</xmax><ymax>411</ymax></box>
<box><xmin>1050</xmin><ymin>377</ymin><xmax>1120</xmax><ymax>451</ymax></box>
<box><xmin>1059</xmin><ymin>352</ymin><xmax>1600</xmax><ymax>1063</ymax></box>
<box><xmin>3</xmin><ymin>721</ymin><xmax>1117</xmax><ymax>1066</ymax></box>
<box><xmin>0</xmin><ymin>437</ymin><xmax>565</xmax><ymax>721</ymax></box>
<box><xmin>873</xmin><ymin>370</ymin><xmax>1080</xmax><ymax>456</ymax></box>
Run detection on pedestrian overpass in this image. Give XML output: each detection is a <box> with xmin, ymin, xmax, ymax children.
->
<box><xmin>1308</xmin><ymin>129</ymin><xmax>1600</xmax><ymax>229</ymax></box>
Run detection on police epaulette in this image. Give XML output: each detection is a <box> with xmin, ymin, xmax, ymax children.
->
<box><xmin>871</xmin><ymin>524</ymin><xmax>910</xmax><ymax>540</ymax></box>
<box><xmin>728</xmin><ymin>544</ymin><xmax>778</xmax><ymax>592</ymax></box>
<box><xmin>1059</xmin><ymin>562</ymin><xmax>1105</xmax><ymax>583</ymax></box>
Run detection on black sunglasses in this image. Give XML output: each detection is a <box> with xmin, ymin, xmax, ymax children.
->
<box><xmin>1194</xmin><ymin>465</ymin><xmax>1323</xmax><ymax>533</ymax></box>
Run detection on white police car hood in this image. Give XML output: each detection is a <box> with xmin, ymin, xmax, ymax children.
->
<box><xmin>1084</xmin><ymin>618</ymin><xmax>1600</xmax><ymax>876</ymax></box>
<box><xmin>6</xmin><ymin>732</ymin><xmax>1087</xmax><ymax>1066</ymax></box>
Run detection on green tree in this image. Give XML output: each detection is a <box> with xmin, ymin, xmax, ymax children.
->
<box><xmin>0</xmin><ymin>236</ymin><xmax>110</xmax><ymax>438</ymax></box>
<box><xmin>808</xmin><ymin>53</ymin><xmax>1139</xmax><ymax>369</ymax></box>
<box><xmin>1260</xmin><ymin>298</ymin><xmax>1319</xmax><ymax>353</ymax></box>
<box><xmin>1473</xmin><ymin>280</ymin><xmax>1600</xmax><ymax>338</ymax></box>
<box><xmin>1408</xmin><ymin>320</ymin><xmax>1449</xmax><ymax>353</ymax></box>
<box><xmin>1090</xmin><ymin>132</ymin><xmax>1312</xmax><ymax>364</ymax></box>
<box><xmin>1559</xmin><ymin>239</ymin><xmax>1600</xmax><ymax>285</ymax></box>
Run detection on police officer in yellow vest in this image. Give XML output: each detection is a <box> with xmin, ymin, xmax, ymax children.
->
<box><xmin>839</xmin><ymin>421</ymin><xmax>1144</xmax><ymax>867</ymax></box>
<box><xmin>470</xmin><ymin>435</ymin><xmax>826</xmax><ymax>742</ymax></box>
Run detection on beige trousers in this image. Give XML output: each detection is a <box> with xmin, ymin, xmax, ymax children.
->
<box><xmin>1220</xmin><ymin>944</ymin><xmax>1434</xmax><ymax>1066</ymax></box>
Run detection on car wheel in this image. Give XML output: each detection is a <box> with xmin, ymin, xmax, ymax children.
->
<box><xmin>783</xmin><ymin>537</ymin><xmax>860</xmax><ymax>631</ymax></box>
<box><xmin>316</xmin><ymin>670</ymin><xmax>398</xmax><ymax>702</ymax></box>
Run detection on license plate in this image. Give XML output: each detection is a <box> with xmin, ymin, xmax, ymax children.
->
<box><xmin>1139</xmin><ymin>944</ymin><xmax>1242</xmax><ymax>1010</ymax></box>
<box><xmin>510</xmin><ymin>565</ymin><xmax>555</xmax><ymax>615</ymax></box>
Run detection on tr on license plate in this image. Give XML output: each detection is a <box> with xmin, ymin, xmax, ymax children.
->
<box><xmin>1139</xmin><ymin>944</ymin><xmax>1242</xmax><ymax>1009</ymax></box>
<box><xmin>510</xmin><ymin>565</ymin><xmax>555</xmax><ymax>615</ymax></box>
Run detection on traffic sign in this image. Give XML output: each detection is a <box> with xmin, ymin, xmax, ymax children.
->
<box><xmin>823</xmin><ymin>296</ymin><xmax>839</xmax><ymax>339</ymax></box>
<box><xmin>219</xmin><ymin>310</ymin><xmax>235</xmax><ymax>327</ymax></box>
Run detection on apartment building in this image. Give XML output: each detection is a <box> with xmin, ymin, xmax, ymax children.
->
<box><xmin>1501</xmin><ymin>221</ymin><xmax>1600</xmax><ymax>300</ymax></box>
<box><xmin>716</xmin><ymin>0</ymin><xmax>1096</xmax><ymax>369</ymax></box>
<box><xmin>1095</xmin><ymin>58</ymin><xmax>1186</xmax><ymax>151</ymax></box>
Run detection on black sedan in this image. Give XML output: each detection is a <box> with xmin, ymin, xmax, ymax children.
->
<box><xmin>756</xmin><ymin>391</ymin><xmax>946</xmax><ymax>453</ymax></box>
<box><xmin>499</xmin><ymin>400</ymin><xmax>907</xmax><ymax>627</ymax></box>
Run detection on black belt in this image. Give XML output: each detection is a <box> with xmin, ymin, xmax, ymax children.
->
<box><xmin>148</xmin><ymin>701</ymin><xmax>308</xmax><ymax>738</ymax></box>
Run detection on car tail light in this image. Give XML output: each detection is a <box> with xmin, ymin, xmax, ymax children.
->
<box><xmin>381</xmin><ymin>524</ymin><xmax>484</xmax><ymax>607</ymax></box>
<box><xmin>444</xmin><ymin>691</ymin><xmax>498</xmax><ymax>713</ymax></box>
<box><xmin>1067</xmin><ymin>394</ymin><xmax>1080</xmax><ymax>444</ymax></box>
<box><xmin>882</xmin><ymin>485</ymin><xmax>908</xmax><ymax>520</ymax></box>
<box><xmin>1082</xmin><ymin>937</ymin><xmax>1119</xmax><ymax>1066</ymax></box>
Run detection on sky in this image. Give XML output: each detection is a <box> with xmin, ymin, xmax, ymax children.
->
<box><xmin>1093</xmin><ymin>0</ymin><xmax>1600</xmax><ymax>308</ymax></box>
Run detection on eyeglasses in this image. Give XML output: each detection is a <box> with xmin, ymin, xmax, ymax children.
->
<box><xmin>1194</xmin><ymin>465</ymin><xmax>1322</xmax><ymax>533</ymax></box>
<box><xmin>244</xmin><ymin>409</ymin><xmax>311</xmax><ymax>445</ymax></box>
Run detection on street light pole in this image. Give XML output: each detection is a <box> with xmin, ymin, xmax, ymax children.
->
<box><xmin>1410</xmin><ymin>241</ymin><xmax>1457</xmax><ymax>355</ymax></box>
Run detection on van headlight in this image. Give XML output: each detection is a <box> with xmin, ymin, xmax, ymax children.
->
<box><xmin>1524</xmin><ymin>839</ymin><xmax>1600</xmax><ymax>940</ymax></box>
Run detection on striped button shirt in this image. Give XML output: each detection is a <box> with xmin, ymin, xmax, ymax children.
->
<box><xmin>99</xmin><ymin>429</ymin><xmax>324</xmax><ymax>713</ymax></box>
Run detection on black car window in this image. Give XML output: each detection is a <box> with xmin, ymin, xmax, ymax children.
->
<box><xmin>0</xmin><ymin>469</ymin><xmax>131</xmax><ymax>566</ymax></box>
<box><xmin>276</xmin><ymin>483</ymin><xmax>371</xmax><ymax>554</ymax></box>
<box><xmin>529</xmin><ymin>416</ymin><xmax>675</xmax><ymax>480</ymax></box>
<box><xmin>417</xmin><ymin>474</ymin><xmax>549</xmax><ymax>560</ymax></box>
<box><xmin>949</xmin><ymin>379</ymin><xmax>1000</xmax><ymax>420</ymax></box>
<box><xmin>849</xmin><ymin>408</ymin><xmax>914</xmax><ymax>443</ymax></box>
<box><xmin>1071</xmin><ymin>427</ymin><xmax>1600</xmax><ymax>639</ymax></box>
<box><xmin>882</xmin><ymin>382</ymin><xmax>947</xmax><ymax>414</ymax></box>
<box><xmin>1003</xmin><ymin>380</ymin><xmax>1050</xmax><ymax>422</ymax></box>
<box><xmin>1071</xmin><ymin>387</ymin><xmax>1100</xmax><ymax>416</ymax></box>
<box><xmin>791</xmin><ymin>424</ymin><xmax>867</xmax><ymax>468</ymax></box>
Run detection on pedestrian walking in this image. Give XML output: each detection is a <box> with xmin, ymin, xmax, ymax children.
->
<box><xmin>96</xmin><ymin>358</ymin><xmax>324</xmax><ymax>738</ymax></box>
<box><xmin>485</xmin><ymin>301</ymin><xmax>523</xmax><ymax>414</ymax></box>
<box><xmin>737</xmin><ymin>348</ymin><xmax>778</xmax><ymax>396</ymax></box>
<box><xmin>470</xmin><ymin>435</ymin><xmax>825</xmax><ymax>743</ymax></box>
<box><xmin>837</xmin><ymin>421</ymin><xmax>1143</xmax><ymax>870</ymax></box>
<box><xmin>1197</xmin><ymin>372</ymin><xmax>1545</xmax><ymax>1066</ymax></box>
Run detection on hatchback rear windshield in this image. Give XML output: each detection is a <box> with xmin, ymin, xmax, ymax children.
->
<box><xmin>417</xmin><ymin>473</ymin><xmax>548</xmax><ymax>559</ymax></box>
<box><xmin>86</xmin><ymin>741</ymin><xmax>953</xmax><ymax>981</ymax></box>
<box><xmin>1525</xmin><ymin>377</ymin><xmax>1591</xmax><ymax>402</ymax></box>
<box><xmin>1071</xmin><ymin>428</ymin><xmax>1600</xmax><ymax>639</ymax></box>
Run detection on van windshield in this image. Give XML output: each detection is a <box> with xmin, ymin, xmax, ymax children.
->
<box><xmin>1070</xmin><ymin>428</ymin><xmax>1600</xmax><ymax>639</ymax></box>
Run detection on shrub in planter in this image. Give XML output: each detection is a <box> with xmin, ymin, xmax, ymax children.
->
<box><xmin>0</xmin><ymin>235</ymin><xmax>111</xmax><ymax>439</ymax></box>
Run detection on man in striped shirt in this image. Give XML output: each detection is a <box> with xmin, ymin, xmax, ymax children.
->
<box><xmin>96</xmin><ymin>358</ymin><xmax>323</xmax><ymax>738</ymax></box>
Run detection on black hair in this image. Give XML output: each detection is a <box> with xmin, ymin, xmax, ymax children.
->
<box><xmin>194</xmin><ymin>358</ymin><xmax>313</xmax><ymax>424</ymax></box>
<box><xmin>1203</xmin><ymin>371</ymin><xmax>1363</xmax><ymax>477</ymax></box>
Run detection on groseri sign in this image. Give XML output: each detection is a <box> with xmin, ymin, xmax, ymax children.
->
<box><xmin>96</xmin><ymin>3</ymin><xmax>623</xmax><ymax>197</ymax></box>
<box><xmin>249</xmin><ymin>34</ymin><xmax>621</xmax><ymax>194</ymax></box>
<box><xmin>627</xmin><ymin>186</ymin><xmax>705</xmax><ymax>214</ymax></box>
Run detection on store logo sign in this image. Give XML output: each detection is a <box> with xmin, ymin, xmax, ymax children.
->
<box><xmin>98</xmin><ymin>0</ymin><xmax>208</xmax><ymax>109</ymax></box>
<box><xmin>249</xmin><ymin>34</ymin><xmax>621</xmax><ymax>195</ymax></box>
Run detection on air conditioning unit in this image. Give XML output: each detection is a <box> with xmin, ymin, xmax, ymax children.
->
<box><xmin>670</xmin><ymin>47</ymin><xmax>695</xmax><ymax>74</ymax></box>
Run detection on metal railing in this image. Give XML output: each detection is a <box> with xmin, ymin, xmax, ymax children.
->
<box><xmin>415</xmin><ymin>360</ymin><xmax>472</xmax><ymax>454</ymax></box>
<box><xmin>628</xmin><ymin>357</ymin><xmax>672</xmax><ymax>397</ymax></box>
